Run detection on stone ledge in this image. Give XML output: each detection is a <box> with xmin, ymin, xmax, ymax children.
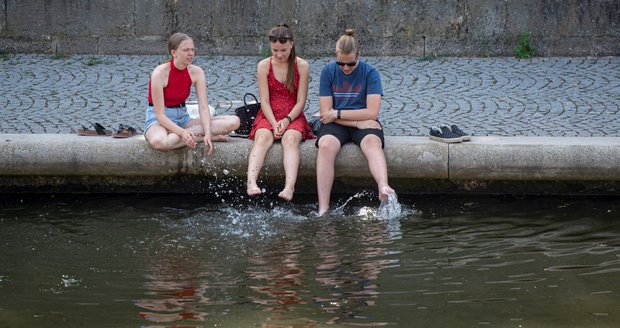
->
<box><xmin>1</xmin><ymin>134</ymin><xmax>619</xmax><ymax>195</ymax></box>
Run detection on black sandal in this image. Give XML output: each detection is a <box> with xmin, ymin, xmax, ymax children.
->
<box><xmin>112</xmin><ymin>124</ymin><xmax>137</xmax><ymax>138</ymax></box>
<box><xmin>77</xmin><ymin>122</ymin><xmax>112</xmax><ymax>136</ymax></box>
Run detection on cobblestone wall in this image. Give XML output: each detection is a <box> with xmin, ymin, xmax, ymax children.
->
<box><xmin>0</xmin><ymin>0</ymin><xmax>618</xmax><ymax>56</ymax></box>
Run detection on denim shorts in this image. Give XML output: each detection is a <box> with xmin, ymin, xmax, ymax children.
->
<box><xmin>144</xmin><ymin>105</ymin><xmax>192</xmax><ymax>134</ymax></box>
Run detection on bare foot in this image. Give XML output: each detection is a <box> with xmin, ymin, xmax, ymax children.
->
<box><xmin>278</xmin><ymin>186</ymin><xmax>294</xmax><ymax>202</ymax></box>
<box><xmin>317</xmin><ymin>207</ymin><xmax>329</xmax><ymax>217</ymax></box>
<box><xmin>211</xmin><ymin>134</ymin><xmax>229</xmax><ymax>142</ymax></box>
<box><xmin>378</xmin><ymin>184</ymin><xmax>396</xmax><ymax>202</ymax></box>
<box><xmin>247</xmin><ymin>181</ymin><xmax>262</xmax><ymax>196</ymax></box>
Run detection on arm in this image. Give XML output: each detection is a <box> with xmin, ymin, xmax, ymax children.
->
<box><xmin>191</xmin><ymin>65</ymin><xmax>213</xmax><ymax>155</ymax></box>
<box><xmin>277</xmin><ymin>58</ymin><xmax>310</xmax><ymax>135</ymax></box>
<box><xmin>321</xmin><ymin>94</ymin><xmax>382</xmax><ymax>127</ymax></box>
<box><xmin>257</xmin><ymin>59</ymin><xmax>278</xmax><ymax>129</ymax></box>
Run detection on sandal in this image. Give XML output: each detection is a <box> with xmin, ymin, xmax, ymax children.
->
<box><xmin>112</xmin><ymin>124</ymin><xmax>137</xmax><ymax>138</ymax></box>
<box><xmin>77</xmin><ymin>122</ymin><xmax>112</xmax><ymax>136</ymax></box>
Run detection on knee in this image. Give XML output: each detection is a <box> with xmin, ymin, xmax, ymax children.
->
<box><xmin>282</xmin><ymin>133</ymin><xmax>301</xmax><ymax>147</ymax></box>
<box><xmin>229</xmin><ymin>116</ymin><xmax>241</xmax><ymax>130</ymax></box>
<box><xmin>362</xmin><ymin>135</ymin><xmax>383</xmax><ymax>150</ymax></box>
<box><xmin>149</xmin><ymin>136</ymin><xmax>169</xmax><ymax>151</ymax></box>
<box><xmin>254</xmin><ymin>133</ymin><xmax>274</xmax><ymax>147</ymax></box>
<box><xmin>318</xmin><ymin>137</ymin><xmax>340</xmax><ymax>154</ymax></box>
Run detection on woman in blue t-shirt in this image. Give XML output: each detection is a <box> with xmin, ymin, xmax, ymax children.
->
<box><xmin>316</xmin><ymin>29</ymin><xmax>396</xmax><ymax>216</ymax></box>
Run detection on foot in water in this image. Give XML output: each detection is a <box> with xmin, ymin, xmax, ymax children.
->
<box><xmin>278</xmin><ymin>186</ymin><xmax>294</xmax><ymax>202</ymax></box>
<box><xmin>378</xmin><ymin>184</ymin><xmax>396</xmax><ymax>202</ymax></box>
<box><xmin>379</xmin><ymin>190</ymin><xmax>401</xmax><ymax>219</ymax></box>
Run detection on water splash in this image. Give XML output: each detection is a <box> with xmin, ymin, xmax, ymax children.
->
<box><xmin>61</xmin><ymin>274</ymin><xmax>81</xmax><ymax>287</ymax></box>
<box><xmin>333</xmin><ymin>190</ymin><xmax>373</xmax><ymax>213</ymax></box>
<box><xmin>378</xmin><ymin>192</ymin><xmax>402</xmax><ymax>220</ymax></box>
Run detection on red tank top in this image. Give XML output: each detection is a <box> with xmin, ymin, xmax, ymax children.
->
<box><xmin>147</xmin><ymin>61</ymin><xmax>192</xmax><ymax>106</ymax></box>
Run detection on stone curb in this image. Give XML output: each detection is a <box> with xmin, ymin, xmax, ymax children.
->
<box><xmin>1</xmin><ymin>134</ymin><xmax>619</xmax><ymax>195</ymax></box>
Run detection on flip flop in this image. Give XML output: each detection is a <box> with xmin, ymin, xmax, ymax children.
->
<box><xmin>112</xmin><ymin>124</ymin><xmax>137</xmax><ymax>138</ymax></box>
<box><xmin>77</xmin><ymin>122</ymin><xmax>112</xmax><ymax>136</ymax></box>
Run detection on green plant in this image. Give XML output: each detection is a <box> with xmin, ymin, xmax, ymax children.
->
<box><xmin>85</xmin><ymin>57</ymin><xmax>103</xmax><ymax>66</ymax></box>
<box><xmin>418</xmin><ymin>54</ymin><xmax>437</xmax><ymax>62</ymax></box>
<box><xmin>514</xmin><ymin>32</ymin><xmax>536</xmax><ymax>59</ymax></box>
<box><xmin>481</xmin><ymin>33</ymin><xmax>490</xmax><ymax>57</ymax></box>
<box><xmin>52</xmin><ymin>52</ymin><xmax>65</xmax><ymax>60</ymax></box>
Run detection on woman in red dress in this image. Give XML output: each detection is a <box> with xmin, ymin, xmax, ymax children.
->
<box><xmin>246</xmin><ymin>24</ymin><xmax>314</xmax><ymax>201</ymax></box>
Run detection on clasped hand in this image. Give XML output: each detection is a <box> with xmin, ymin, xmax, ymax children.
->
<box><xmin>272</xmin><ymin>118</ymin><xmax>290</xmax><ymax>139</ymax></box>
<box><xmin>320</xmin><ymin>108</ymin><xmax>338</xmax><ymax>124</ymax></box>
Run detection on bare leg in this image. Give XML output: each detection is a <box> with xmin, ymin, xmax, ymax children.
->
<box><xmin>146</xmin><ymin>125</ymin><xmax>187</xmax><ymax>150</ymax></box>
<box><xmin>211</xmin><ymin>115</ymin><xmax>240</xmax><ymax>141</ymax></box>
<box><xmin>359</xmin><ymin>135</ymin><xmax>395</xmax><ymax>202</ymax></box>
<box><xmin>316</xmin><ymin>135</ymin><xmax>341</xmax><ymax>215</ymax></box>
<box><xmin>247</xmin><ymin>129</ymin><xmax>274</xmax><ymax>196</ymax></box>
<box><xmin>278</xmin><ymin>130</ymin><xmax>302</xmax><ymax>201</ymax></box>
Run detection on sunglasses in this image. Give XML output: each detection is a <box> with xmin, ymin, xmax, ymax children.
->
<box><xmin>336</xmin><ymin>60</ymin><xmax>357</xmax><ymax>67</ymax></box>
<box><xmin>269</xmin><ymin>35</ymin><xmax>291</xmax><ymax>44</ymax></box>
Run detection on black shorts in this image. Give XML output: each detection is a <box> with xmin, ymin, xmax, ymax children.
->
<box><xmin>315</xmin><ymin>122</ymin><xmax>385</xmax><ymax>148</ymax></box>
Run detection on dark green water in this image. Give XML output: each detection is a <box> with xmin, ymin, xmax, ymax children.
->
<box><xmin>0</xmin><ymin>194</ymin><xmax>618</xmax><ymax>327</ymax></box>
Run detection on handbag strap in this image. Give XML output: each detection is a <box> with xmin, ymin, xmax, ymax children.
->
<box><xmin>244</xmin><ymin>93</ymin><xmax>259</xmax><ymax>106</ymax></box>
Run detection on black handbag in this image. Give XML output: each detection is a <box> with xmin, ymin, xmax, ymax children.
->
<box><xmin>233</xmin><ymin>93</ymin><xmax>261</xmax><ymax>137</ymax></box>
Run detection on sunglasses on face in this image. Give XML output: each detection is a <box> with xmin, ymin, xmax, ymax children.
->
<box><xmin>269</xmin><ymin>35</ymin><xmax>291</xmax><ymax>44</ymax></box>
<box><xmin>336</xmin><ymin>60</ymin><xmax>357</xmax><ymax>67</ymax></box>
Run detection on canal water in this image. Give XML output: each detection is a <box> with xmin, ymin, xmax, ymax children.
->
<box><xmin>0</xmin><ymin>193</ymin><xmax>618</xmax><ymax>327</ymax></box>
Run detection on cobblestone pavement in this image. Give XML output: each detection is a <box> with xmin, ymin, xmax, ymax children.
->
<box><xmin>1</xmin><ymin>54</ymin><xmax>619</xmax><ymax>136</ymax></box>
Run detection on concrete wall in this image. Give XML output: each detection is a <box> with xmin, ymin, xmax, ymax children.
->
<box><xmin>0</xmin><ymin>0</ymin><xmax>618</xmax><ymax>56</ymax></box>
<box><xmin>1</xmin><ymin>135</ymin><xmax>619</xmax><ymax>195</ymax></box>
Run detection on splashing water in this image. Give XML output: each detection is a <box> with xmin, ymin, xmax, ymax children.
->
<box><xmin>378</xmin><ymin>192</ymin><xmax>401</xmax><ymax>220</ymax></box>
<box><xmin>333</xmin><ymin>190</ymin><xmax>373</xmax><ymax>213</ymax></box>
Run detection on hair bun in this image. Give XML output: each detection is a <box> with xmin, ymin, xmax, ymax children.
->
<box><xmin>345</xmin><ymin>28</ymin><xmax>356</xmax><ymax>37</ymax></box>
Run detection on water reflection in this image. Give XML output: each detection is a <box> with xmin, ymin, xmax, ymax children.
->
<box><xmin>311</xmin><ymin>217</ymin><xmax>401</xmax><ymax>326</ymax></box>
<box><xmin>1</xmin><ymin>194</ymin><xmax>619</xmax><ymax>327</ymax></box>
<box><xmin>244</xmin><ymin>215</ymin><xmax>403</xmax><ymax>327</ymax></box>
<box><xmin>132</xmin><ymin>198</ymin><xmax>406</xmax><ymax>327</ymax></box>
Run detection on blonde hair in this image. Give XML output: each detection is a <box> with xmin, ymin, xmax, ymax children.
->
<box><xmin>336</xmin><ymin>29</ymin><xmax>358</xmax><ymax>55</ymax></box>
<box><xmin>168</xmin><ymin>32</ymin><xmax>191</xmax><ymax>57</ymax></box>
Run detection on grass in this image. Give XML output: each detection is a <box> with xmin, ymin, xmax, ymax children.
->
<box><xmin>85</xmin><ymin>57</ymin><xmax>104</xmax><ymax>66</ymax></box>
<box><xmin>514</xmin><ymin>32</ymin><xmax>536</xmax><ymax>59</ymax></box>
<box><xmin>481</xmin><ymin>33</ymin><xmax>490</xmax><ymax>57</ymax></box>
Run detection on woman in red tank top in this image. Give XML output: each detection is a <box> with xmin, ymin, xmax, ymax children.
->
<box><xmin>246</xmin><ymin>24</ymin><xmax>314</xmax><ymax>201</ymax></box>
<box><xmin>145</xmin><ymin>33</ymin><xmax>240</xmax><ymax>152</ymax></box>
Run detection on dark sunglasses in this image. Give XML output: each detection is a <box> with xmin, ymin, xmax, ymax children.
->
<box><xmin>336</xmin><ymin>60</ymin><xmax>357</xmax><ymax>67</ymax></box>
<box><xmin>269</xmin><ymin>35</ymin><xmax>291</xmax><ymax>44</ymax></box>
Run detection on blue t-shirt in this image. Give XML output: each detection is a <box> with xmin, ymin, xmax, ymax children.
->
<box><xmin>319</xmin><ymin>60</ymin><xmax>383</xmax><ymax>111</ymax></box>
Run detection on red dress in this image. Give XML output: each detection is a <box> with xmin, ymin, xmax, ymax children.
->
<box><xmin>248</xmin><ymin>59</ymin><xmax>315</xmax><ymax>140</ymax></box>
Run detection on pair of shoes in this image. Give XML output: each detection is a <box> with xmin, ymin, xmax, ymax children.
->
<box><xmin>112</xmin><ymin>124</ymin><xmax>137</xmax><ymax>138</ymax></box>
<box><xmin>77</xmin><ymin>123</ymin><xmax>137</xmax><ymax>138</ymax></box>
<box><xmin>77</xmin><ymin>122</ymin><xmax>112</xmax><ymax>136</ymax></box>
<box><xmin>448</xmin><ymin>124</ymin><xmax>471</xmax><ymax>141</ymax></box>
<box><xmin>429</xmin><ymin>124</ymin><xmax>471</xmax><ymax>143</ymax></box>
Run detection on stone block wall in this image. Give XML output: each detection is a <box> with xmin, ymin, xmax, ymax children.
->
<box><xmin>1</xmin><ymin>0</ymin><xmax>618</xmax><ymax>56</ymax></box>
